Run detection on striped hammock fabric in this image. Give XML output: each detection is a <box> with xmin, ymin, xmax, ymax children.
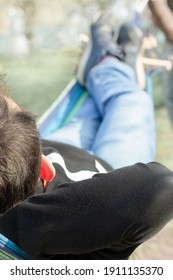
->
<box><xmin>38</xmin><ymin>79</ymin><xmax>88</xmax><ymax>138</ymax></box>
<box><xmin>0</xmin><ymin>234</ymin><xmax>29</xmax><ymax>260</ymax></box>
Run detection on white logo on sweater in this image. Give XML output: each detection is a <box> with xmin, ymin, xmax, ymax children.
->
<box><xmin>47</xmin><ymin>152</ymin><xmax>107</xmax><ymax>181</ymax></box>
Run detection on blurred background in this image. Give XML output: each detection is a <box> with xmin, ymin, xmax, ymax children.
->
<box><xmin>0</xmin><ymin>0</ymin><xmax>173</xmax><ymax>169</ymax></box>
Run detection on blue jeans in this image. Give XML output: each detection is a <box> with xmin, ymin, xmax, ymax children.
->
<box><xmin>46</xmin><ymin>58</ymin><xmax>156</xmax><ymax>169</ymax></box>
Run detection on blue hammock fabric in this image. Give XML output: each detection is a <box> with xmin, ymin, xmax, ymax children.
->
<box><xmin>0</xmin><ymin>234</ymin><xmax>29</xmax><ymax>260</ymax></box>
<box><xmin>38</xmin><ymin>79</ymin><xmax>88</xmax><ymax>138</ymax></box>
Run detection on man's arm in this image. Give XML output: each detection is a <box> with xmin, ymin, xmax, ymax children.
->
<box><xmin>1</xmin><ymin>162</ymin><xmax>173</xmax><ymax>259</ymax></box>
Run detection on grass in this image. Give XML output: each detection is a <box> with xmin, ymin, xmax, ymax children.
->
<box><xmin>0</xmin><ymin>46</ymin><xmax>80</xmax><ymax>118</ymax></box>
<box><xmin>0</xmin><ymin>47</ymin><xmax>173</xmax><ymax>170</ymax></box>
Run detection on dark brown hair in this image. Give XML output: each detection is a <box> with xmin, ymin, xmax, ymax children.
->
<box><xmin>0</xmin><ymin>82</ymin><xmax>41</xmax><ymax>213</ymax></box>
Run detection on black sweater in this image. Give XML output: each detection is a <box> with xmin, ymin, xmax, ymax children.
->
<box><xmin>1</xmin><ymin>140</ymin><xmax>173</xmax><ymax>260</ymax></box>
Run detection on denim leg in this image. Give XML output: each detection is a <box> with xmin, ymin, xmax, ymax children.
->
<box><xmin>86</xmin><ymin>58</ymin><xmax>156</xmax><ymax>169</ymax></box>
<box><xmin>45</xmin><ymin>95</ymin><xmax>102</xmax><ymax>151</ymax></box>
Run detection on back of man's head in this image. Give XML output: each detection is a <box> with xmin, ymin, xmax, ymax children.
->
<box><xmin>0</xmin><ymin>81</ymin><xmax>41</xmax><ymax>213</ymax></box>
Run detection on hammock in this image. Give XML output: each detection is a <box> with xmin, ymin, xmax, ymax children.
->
<box><xmin>0</xmin><ymin>234</ymin><xmax>29</xmax><ymax>260</ymax></box>
<box><xmin>38</xmin><ymin>79</ymin><xmax>88</xmax><ymax>138</ymax></box>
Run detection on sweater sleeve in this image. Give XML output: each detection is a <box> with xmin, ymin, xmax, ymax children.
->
<box><xmin>0</xmin><ymin>162</ymin><xmax>173</xmax><ymax>259</ymax></box>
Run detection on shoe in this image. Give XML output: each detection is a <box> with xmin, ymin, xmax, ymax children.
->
<box><xmin>117</xmin><ymin>23</ymin><xmax>145</xmax><ymax>88</ymax></box>
<box><xmin>117</xmin><ymin>23</ymin><xmax>142</xmax><ymax>68</ymax></box>
<box><xmin>117</xmin><ymin>23</ymin><xmax>143</xmax><ymax>70</ymax></box>
<box><xmin>117</xmin><ymin>23</ymin><xmax>143</xmax><ymax>63</ymax></box>
<box><xmin>77</xmin><ymin>11</ymin><xmax>123</xmax><ymax>86</ymax></box>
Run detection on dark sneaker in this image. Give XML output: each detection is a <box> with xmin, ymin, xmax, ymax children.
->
<box><xmin>117</xmin><ymin>23</ymin><xmax>144</xmax><ymax>87</ymax></box>
<box><xmin>77</xmin><ymin>12</ymin><xmax>123</xmax><ymax>86</ymax></box>
<box><xmin>117</xmin><ymin>23</ymin><xmax>143</xmax><ymax>69</ymax></box>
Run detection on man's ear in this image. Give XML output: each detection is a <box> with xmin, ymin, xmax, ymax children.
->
<box><xmin>40</xmin><ymin>154</ymin><xmax>56</xmax><ymax>182</ymax></box>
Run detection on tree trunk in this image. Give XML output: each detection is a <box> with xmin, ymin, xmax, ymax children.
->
<box><xmin>149</xmin><ymin>0</ymin><xmax>173</xmax><ymax>44</ymax></box>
